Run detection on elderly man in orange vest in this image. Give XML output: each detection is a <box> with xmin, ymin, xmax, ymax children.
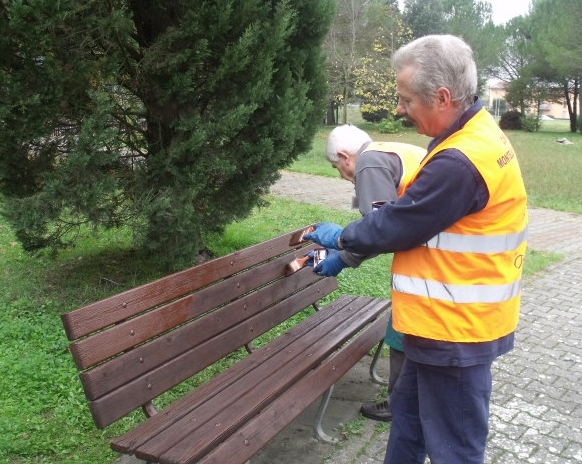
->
<box><xmin>305</xmin><ymin>35</ymin><xmax>528</xmax><ymax>464</ymax></box>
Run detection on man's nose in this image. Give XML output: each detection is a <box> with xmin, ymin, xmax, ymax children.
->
<box><xmin>396</xmin><ymin>101</ymin><xmax>406</xmax><ymax>114</ymax></box>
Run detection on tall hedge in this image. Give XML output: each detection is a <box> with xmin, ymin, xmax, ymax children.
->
<box><xmin>0</xmin><ymin>0</ymin><xmax>335</xmax><ymax>269</ymax></box>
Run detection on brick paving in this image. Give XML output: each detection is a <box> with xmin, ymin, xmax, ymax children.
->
<box><xmin>271</xmin><ymin>171</ymin><xmax>582</xmax><ymax>464</ymax></box>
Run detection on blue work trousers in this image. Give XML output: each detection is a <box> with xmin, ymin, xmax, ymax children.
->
<box><xmin>383</xmin><ymin>357</ymin><xmax>492</xmax><ymax>464</ymax></box>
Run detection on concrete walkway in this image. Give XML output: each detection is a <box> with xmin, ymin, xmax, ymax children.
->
<box><xmin>117</xmin><ymin>171</ymin><xmax>582</xmax><ymax>464</ymax></box>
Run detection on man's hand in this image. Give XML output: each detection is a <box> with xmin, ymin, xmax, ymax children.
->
<box><xmin>313</xmin><ymin>250</ymin><xmax>347</xmax><ymax>277</ymax></box>
<box><xmin>303</xmin><ymin>222</ymin><xmax>343</xmax><ymax>250</ymax></box>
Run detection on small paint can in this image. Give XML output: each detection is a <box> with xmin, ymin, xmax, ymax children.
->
<box><xmin>313</xmin><ymin>248</ymin><xmax>328</xmax><ymax>266</ymax></box>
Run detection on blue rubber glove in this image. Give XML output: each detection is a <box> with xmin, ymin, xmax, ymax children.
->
<box><xmin>313</xmin><ymin>249</ymin><xmax>347</xmax><ymax>277</ymax></box>
<box><xmin>303</xmin><ymin>222</ymin><xmax>344</xmax><ymax>250</ymax></box>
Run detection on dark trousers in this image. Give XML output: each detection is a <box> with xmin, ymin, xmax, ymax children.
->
<box><xmin>383</xmin><ymin>357</ymin><xmax>492</xmax><ymax>464</ymax></box>
<box><xmin>388</xmin><ymin>347</ymin><xmax>405</xmax><ymax>394</ymax></box>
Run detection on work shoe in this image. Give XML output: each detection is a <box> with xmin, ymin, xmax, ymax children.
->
<box><xmin>360</xmin><ymin>400</ymin><xmax>392</xmax><ymax>422</ymax></box>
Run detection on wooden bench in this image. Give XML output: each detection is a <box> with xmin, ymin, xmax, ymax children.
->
<box><xmin>61</xmin><ymin>225</ymin><xmax>392</xmax><ymax>464</ymax></box>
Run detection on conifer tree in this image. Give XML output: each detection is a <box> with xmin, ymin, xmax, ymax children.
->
<box><xmin>0</xmin><ymin>0</ymin><xmax>334</xmax><ymax>269</ymax></box>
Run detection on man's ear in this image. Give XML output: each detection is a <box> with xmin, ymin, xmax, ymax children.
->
<box><xmin>436</xmin><ymin>87</ymin><xmax>452</xmax><ymax>108</ymax></box>
<box><xmin>337</xmin><ymin>150</ymin><xmax>351</xmax><ymax>165</ymax></box>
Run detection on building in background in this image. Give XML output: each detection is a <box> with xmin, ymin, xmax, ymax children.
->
<box><xmin>486</xmin><ymin>80</ymin><xmax>568</xmax><ymax>119</ymax></box>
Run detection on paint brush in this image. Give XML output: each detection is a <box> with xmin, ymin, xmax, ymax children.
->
<box><xmin>284</xmin><ymin>255</ymin><xmax>310</xmax><ymax>276</ymax></box>
<box><xmin>288</xmin><ymin>226</ymin><xmax>315</xmax><ymax>247</ymax></box>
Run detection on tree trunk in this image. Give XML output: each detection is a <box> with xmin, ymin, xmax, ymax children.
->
<box><xmin>342</xmin><ymin>87</ymin><xmax>348</xmax><ymax>124</ymax></box>
<box><xmin>326</xmin><ymin>101</ymin><xmax>336</xmax><ymax>125</ymax></box>
<box><xmin>573</xmin><ymin>77</ymin><xmax>579</xmax><ymax>133</ymax></box>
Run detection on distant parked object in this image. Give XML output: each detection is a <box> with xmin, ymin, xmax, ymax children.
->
<box><xmin>555</xmin><ymin>137</ymin><xmax>574</xmax><ymax>145</ymax></box>
<box><xmin>539</xmin><ymin>114</ymin><xmax>554</xmax><ymax>120</ymax></box>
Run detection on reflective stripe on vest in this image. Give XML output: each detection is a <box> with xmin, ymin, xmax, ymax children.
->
<box><xmin>425</xmin><ymin>227</ymin><xmax>528</xmax><ymax>254</ymax></box>
<box><xmin>392</xmin><ymin>274</ymin><xmax>522</xmax><ymax>304</ymax></box>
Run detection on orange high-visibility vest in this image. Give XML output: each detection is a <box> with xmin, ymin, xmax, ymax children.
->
<box><xmin>392</xmin><ymin>109</ymin><xmax>528</xmax><ymax>342</ymax></box>
<box><xmin>360</xmin><ymin>142</ymin><xmax>426</xmax><ymax>196</ymax></box>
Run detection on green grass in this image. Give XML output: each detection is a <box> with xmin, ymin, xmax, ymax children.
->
<box><xmin>505</xmin><ymin>128</ymin><xmax>582</xmax><ymax>214</ymax></box>
<box><xmin>0</xmin><ymin>113</ymin><xmax>576</xmax><ymax>463</ymax></box>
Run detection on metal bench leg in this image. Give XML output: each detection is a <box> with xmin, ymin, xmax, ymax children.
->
<box><xmin>369</xmin><ymin>340</ymin><xmax>389</xmax><ymax>386</ymax></box>
<box><xmin>314</xmin><ymin>385</ymin><xmax>339</xmax><ymax>443</ymax></box>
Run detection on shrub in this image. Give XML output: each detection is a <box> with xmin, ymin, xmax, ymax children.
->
<box><xmin>361</xmin><ymin>108</ymin><xmax>389</xmax><ymax>123</ymax></box>
<box><xmin>378</xmin><ymin>117</ymin><xmax>404</xmax><ymax>134</ymax></box>
<box><xmin>499</xmin><ymin>111</ymin><xmax>523</xmax><ymax>130</ymax></box>
<box><xmin>521</xmin><ymin>114</ymin><xmax>541</xmax><ymax>132</ymax></box>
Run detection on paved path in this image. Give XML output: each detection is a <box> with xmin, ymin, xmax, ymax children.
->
<box><xmin>116</xmin><ymin>171</ymin><xmax>582</xmax><ymax>464</ymax></box>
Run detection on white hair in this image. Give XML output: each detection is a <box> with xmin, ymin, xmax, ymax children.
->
<box><xmin>392</xmin><ymin>34</ymin><xmax>477</xmax><ymax>111</ymax></box>
<box><xmin>325</xmin><ymin>125</ymin><xmax>372</xmax><ymax>162</ymax></box>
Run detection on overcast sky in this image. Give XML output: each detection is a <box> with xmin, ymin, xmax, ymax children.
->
<box><xmin>397</xmin><ymin>0</ymin><xmax>532</xmax><ymax>25</ymax></box>
<box><xmin>487</xmin><ymin>0</ymin><xmax>531</xmax><ymax>24</ymax></box>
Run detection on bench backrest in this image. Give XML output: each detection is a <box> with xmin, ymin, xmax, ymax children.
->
<box><xmin>61</xmin><ymin>226</ymin><xmax>338</xmax><ymax>429</ymax></box>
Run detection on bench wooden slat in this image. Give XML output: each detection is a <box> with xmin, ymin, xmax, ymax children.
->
<box><xmin>112</xmin><ymin>296</ymin><xmax>388</xmax><ymax>462</ymax></box>
<box><xmin>61</xmin><ymin>226</ymin><xmax>314</xmax><ymax>340</ymax></box>
<box><xmin>81</xmin><ymin>272</ymin><xmax>337</xmax><ymax>400</ymax></box>
<box><xmin>89</xmin><ymin>277</ymin><xmax>339</xmax><ymax>428</ymax></box>
<box><xmin>195</xmin><ymin>307</ymin><xmax>390</xmax><ymax>464</ymax></box>
<box><xmin>70</xmin><ymin>247</ymin><xmax>319</xmax><ymax>371</ymax></box>
<box><xmin>135</xmin><ymin>296</ymin><xmax>379</xmax><ymax>461</ymax></box>
<box><xmin>152</xmin><ymin>297</ymin><xmax>387</xmax><ymax>464</ymax></box>
<box><xmin>80</xmin><ymin>266</ymin><xmax>326</xmax><ymax>401</ymax></box>
<box><xmin>110</xmin><ymin>294</ymin><xmax>362</xmax><ymax>454</ymax></box>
